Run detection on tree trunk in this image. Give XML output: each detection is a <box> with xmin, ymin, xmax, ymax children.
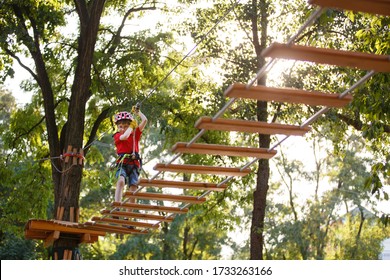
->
<box><xmin>50</xmin><ymin>0</ymin><xmax>106</xmax><ymax>260</ymax></box>
<box><xmin>183</xmin><ymin>224</ymin><xmax>190</xmax><ymax>260</ymax></box>
<box><xmin>351</xmin><ymin>207</ymin><xmax>365</xmax><ymax>259</ymax></box>
<box><xmin>250</xmin><ymin>104</ymin><xmax>270</xmax><ymax>260</ymax></box>
<box><xmin>161</xmin><ymin>221</ymin><xmax>171</xmax><ymax>259</ymax></box>
<box><xmin>249</xmin><ymin>0</ymin><xmax>269</xmax><ymax>260</ymax></box>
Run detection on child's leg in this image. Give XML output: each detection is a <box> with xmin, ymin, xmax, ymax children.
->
<box><xmin>128</xmin><ymin>184</ymin><xmax>138</xmax><ymax>204</ymax></box>
<box><xmin>127</xmin><ymin>166</ymin><xmax>139</xmax><ymax>211</ymax></box>
<box><xmin>115</xmin><ymin>175</ymin><xmax>125</xmax><ymax>202</ymax></box>
<box><xmin>115</xmin><ymin>166</ymin><xmax>127</xmax><ymax>203</ymax></box>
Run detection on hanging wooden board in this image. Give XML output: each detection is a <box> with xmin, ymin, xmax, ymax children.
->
<box><xmin>262</xmin><ymin>43</ymin><xmax>390</xmax><ymax>72</ymax></box>
<box><xmin>308</xmin><ymin>0</ymin><xmax>390</xmax><ymax>16</ymax></box>
<box><xmin>172</xmin><ymin>142</ymin><xmax>277</xmax><ymax>159</ymax></box>
<box><xmin>84</xmin><ymin>222</ymin><xmax>147</xmax><ymax>234</ymax></box>
<box><xmin>124</xmin><ymin>192</ymin><xmax>207</xmax><ymax>204</ymax></box>
<box><xmin>100</xmin><ymin>209</ymin><xmax>175</xmax><ymax>222</ymax></box>
<box><xmin>138</xmin><ymin>178</ymin><xmax>228</xmax><ymax>191</ymax></box>
<box><xmin>153</xmin><ymin>163</ymin><xmax>251</xmax><ymax>176</ymax></box>
<box><xmin>224</xmin><ymin>83</ymin><xmax>352</xmax><ymax>107</ymax></box>
<box><xmin>195</xmin><ymin>116</ymin><xmax>311</xmax><ymax>136</ymax></box>
<box><xmin>91</xmin><ymin>217</ymin><xmax>159</xmax><ymax>229</ymax></box>
<box><xmin>112</xmin><ymin>202</ymin><xmax>189</xmax><ymax>214</ymax></box>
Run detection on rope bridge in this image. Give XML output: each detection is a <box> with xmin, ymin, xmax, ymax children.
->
<box><xmin>25</xmin><ymin>0</ymin><xmax>390</xmax><ymax>251</ymax></box>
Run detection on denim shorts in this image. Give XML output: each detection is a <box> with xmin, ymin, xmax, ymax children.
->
<box><xmin>115</xmin><ymin>164</ymin><xmax>139</xmax><ymax>186</ymax></box>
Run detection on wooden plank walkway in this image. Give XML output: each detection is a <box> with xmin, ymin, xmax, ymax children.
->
<box><xmin>195</xmin><ymin>116</ymin><xmax>311</xmax><ymax>136</ymax></box>
<box><xmin>111</xmin><ymin>202</ymin><xmax>189</xmax><ymax>214</ymax></box>
<box><xmin>138</xmin><ymin>178</ymin><xmax>228</xmax><ymax>191</ymax></box>
<box><xmin>224</xmin><ymin>83</ymin><xmax>353</xmax><ymax>107</ymax></box>
<box><xmin>172</xmin><ymin>142</ymin><xmax>277</xmax><ymax>159</ymax></box>
<box><xmin>153</xmin><ymin>164</ymin><xmax>251</xmax><ymax>176</ymax></box>
<box><xmin>262</xmin><ymin>43</ymin><xmax>390</xmax><ymax>72</ymax></box>
<box><xmin>124</xmin><ymin>192</ymin><xmax>207</xmax><ymax>204</ymax></box>
<box><xmin>100</xmin><ymin>209</ymin><xmax>175</xmax><ymax>222</ymax></box>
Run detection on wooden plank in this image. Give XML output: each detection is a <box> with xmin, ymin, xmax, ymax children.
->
<box><xmin>51</xmin><ymin>220</ymin><xmax>79</xmax><ymax>227</ymax></box>
<box><xmin>44</xmin><ymin>230</ymin><xmax>60</xmax><ymax>248</ymax></box>
<box><xmin>24</xmin><ymin>230</ymin><xmax>48</xmax><ymax>240</ymax></box>
<box><xmin>124</xmin><ymin>192</ymin><xmax>206</xmax><ymax>204</ymax></box>
<box><xmin>224</xmin><ymin>83</ymin><xmax>352</xmax><ymax>107</ymax></box>
<box><xmin>100</xmin><ymin>209</ymin><xmax>174</xmax><ymax>222</ymax></box>
<box><xmin>91</xmin><ymin>217</ymin><xmax>159</xmax><ymax>229</ymax></box>
<box><xmin>64</xmin><ymin>145</ymin><xmax>72</xmax><ymax>163</ymax></box>
<box><xmin>172</xmin><ymin>142</ymin><xmax>277</xmax><ymax>159</ymax></box>
<box><xmin>80</xmin><ymin>233</ymin><xmax>91</xmax><ymax>243</ymax></box>
<box><xmin>153</xmin><ymin>163</ymin><xmax>251</xmax><ymax>177</ymax></box>
<box><xmin>63</xmin><ymin>250</ymin><xmax>69</xmax><ymax>260</ymax></box>
<box><xmin>262</xmin><ymin>42</ymin><xmax>390</xmax><ymax>72</ymax></box>
<box><xmin>195</xmin><ymin>116</ymin><xmax>311</xmax><ymax>136</ymax></box>
<box><xmin>79</xmin><ymin>233</ymin><xmax>99</xmax><ymax>244</ymax></box>
<box><xmin>78</xmin><ymin>149</ymin><xmax>84</xmax><ymax>165</ymax></box>
<box><xmin>66</xmin><ymin>249</ymin><xmax>73</xmax><ymax>260</ymax></box>
<box><xmin>24</xmin><ymin>219</ymin><xmax>106</xmax><ymax>238</ymax></box>
<box><xmin>72</xmin><ymin>147</ymin><xmax>78</xmax><ymax>165</ymax></box>
<box><xmin>57</xmin><ymin>207</ymin><xmax>64</xmax><ymax>220</ymax></box>
<box><xmin>24</xmin><ymin>220</ymin><xmax>101</xmax><ymax>245</ymax></box>
<box><xmin>112</xmin><ymin>202</ymin><xmax>189</xmax><ymax>214</ymax></box>
<box><xmin>70</xmin><ymin>207</ymin><xmax>74</xmax><ymax>222</ymax></box>
<box><xmin>84</xmin><ymin>222</ymin><xmax>148</xmax><ymax>235</ymax></box>
<box><xmin>308</xmin><ymin>0</ymin><xmax>390</xmax><ymax>16</ymax></box>
<box><xmin>138</xmin><ymin>178</ymin><xmax>228</xmax><ymax>191</ymax></box>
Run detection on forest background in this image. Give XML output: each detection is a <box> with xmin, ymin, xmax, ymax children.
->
<box><xmin>0</xmin><ymin>0</ymin><xmax>389</xmax><ymax>260</ymax></box>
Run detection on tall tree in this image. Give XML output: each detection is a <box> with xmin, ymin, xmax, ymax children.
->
<box><xmin>179</xmin><ymin>0</ymin><xmax>308</xmax><ymax>259</ymax></box>
<box><xmin>0</xmin><ymin>0</ymin><xmax>173</xmax><ymax>259</ymax></box>
<box><xmin>180</xmin><ymin>0</ymin><xmax>389</xmax><ymax>259</ymax></box>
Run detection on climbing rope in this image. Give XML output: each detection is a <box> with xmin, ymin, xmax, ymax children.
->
<box><xmin>31</xmin><ymin>0</ymin><xmax>243</xmax><ymax>178</ymax></box>
<box><xmin>94</xmin><ymin>0</ymin><xmax>245</xmax><ymax>222</ymax></box>
<box><xmin>138</xmin><ymin>0</ymin><xmax>243</xmax><ymax>106</ymax></box>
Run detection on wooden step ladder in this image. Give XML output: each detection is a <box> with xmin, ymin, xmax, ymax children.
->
<box><xmin>111</xmin><ymin>201</ymin><xmax>189</xmax><ymax>214</ymax></box>
<box><xmin>138</xmin><ymin>178</ymin><xmax>228</xmax><ymax>191</ymax></box>
<box><xmin>172</xmin><ymin>142</ymin><xmax>277</xmax><ymax>159</ymax></box>
<box><xmin>153</xmin><ymin>164</ymin><xmax>251</xmax><ymax>177</ymax></box>
<box><xmin>224</xmin><ymin>83</ymin><xmax>353</xmax><ymax>107</ymax></box>
<box><xmin>261</xmin><ymin>42</ymin><xmax>390</xmax><ymax>72</ymax></box>
<box><xmin>100</xmin><ymin>209</ymin><xmax>175</xmax><ymax>222</ymax></box>
<box><xmin>195</xmin><ymin>116</ymin><xmax>311</xmax><ymax>136</ymax></box>
<box><xmin>124</xmin><ymin>192</ymin><xmax>207</xmax><ymax>204</ymax></box>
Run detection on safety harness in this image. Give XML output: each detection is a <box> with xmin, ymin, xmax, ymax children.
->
<box><xmin>116</xmin><ymin>152</ymin><xmax>142</xmax><ymax>167</ymax></box>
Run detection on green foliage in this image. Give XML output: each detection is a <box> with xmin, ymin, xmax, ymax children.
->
<box><xmin>326</xmin><ymin>213</ymin><xmax>390</xmax><ymax>260</ymax></box>
<box><xmin>265</xmin><ymin>134</ymin><xmax>389</xmax><ymax>260</ymax></box>
<box><xmin>0</xmin><ymin>232</ymin><xmax>46</xmax><ymax>260</ymax></box>
<box><xmin>0</xmin><ymin>88</ymin><xmax>52</xmax><ymax>258</ymax></box>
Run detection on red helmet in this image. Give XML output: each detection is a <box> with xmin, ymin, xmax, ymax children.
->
<box><xmin>114</xmin><ymin>111</ymin><xmax>133</xmax><ymax>123</ymax></box>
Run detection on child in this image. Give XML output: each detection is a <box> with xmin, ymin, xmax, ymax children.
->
<box><xmin>113</xmin><ymin>107</ymin><xmax>148</xmax><ymax>207</ymax></box>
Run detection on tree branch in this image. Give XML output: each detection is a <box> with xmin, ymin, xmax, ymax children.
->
<box><xmin>336</xmin><ymin>113</ymin><xmax>390</xmax><ymax>133</ymax></box>
<box><xmin>3</xmin><ymin>48</ymin><xmax>38</xmax><ymax>81</ymax></box>
<box><xmin>106</xmin><ymin>4</ymin><xmax>157</xmax><ymax>55</ymax></box>
<box><xmin>11</xmin><ymin>4</ymin><xmax>61</xmax><ymax>158</ymax></box>
<box><xmin>11</xmin><ymin>98</ymin><xmax>69</xmax><ymax>149</ymax></box>
<box><xmin>83</xmin><ymin>107</ymin><xmax>111</xmax><ymax>154</ymax></box>
<box><xmin>74</xmin><ymin>0</ymin><xmax>89</xmax><ymax>28</ymax></box>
